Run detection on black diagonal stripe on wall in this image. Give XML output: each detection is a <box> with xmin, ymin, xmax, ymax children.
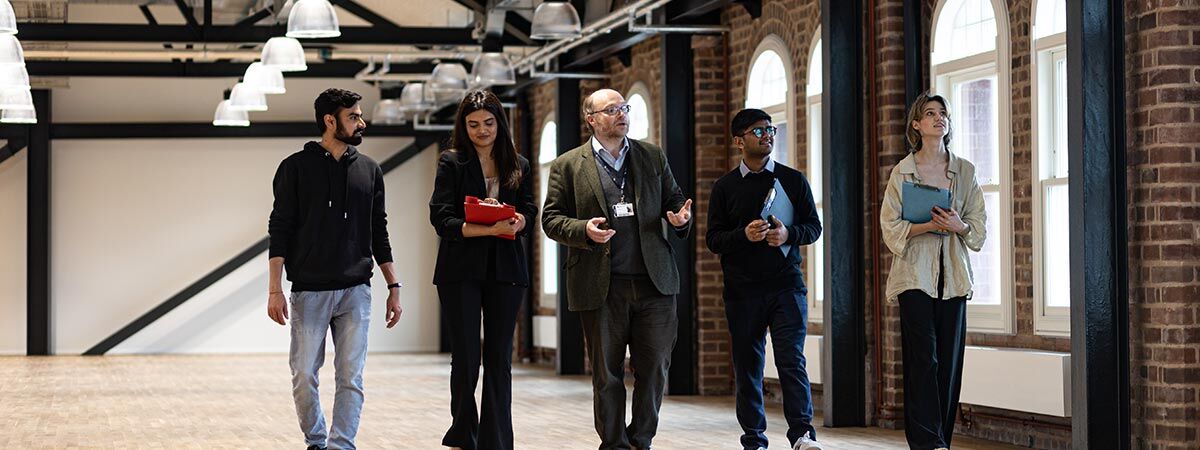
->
<box><xmin>0</xmin><ymin>138</ymin><xmax>28</xmax><ymax>166</ymax></box>
<box><xmin>85</xmin><ymin>134</ymin><xmax>445</xmax><ymax>355</ymax></box>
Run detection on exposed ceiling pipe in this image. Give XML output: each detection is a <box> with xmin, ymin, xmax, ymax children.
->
<box><xmin>514</xmin><ymin>0</ymin><xmax>733</xmax><ymax>75</ymax></box>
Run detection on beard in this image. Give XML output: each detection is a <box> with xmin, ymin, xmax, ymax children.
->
<box><xmin>335</xmin><ymin>120</ymin><xmax>364</xmax><ymax>146</ymax></box>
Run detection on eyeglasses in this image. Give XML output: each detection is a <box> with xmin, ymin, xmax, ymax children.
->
<box><xmin>587</xmin><ymin>104</ymin><xmax>632</xmax><ymax>116</ymax></box>
<box><xmin>740</xmin><ymin>125</ymin><xmax>777</xmax><ymax>139</ymax></box>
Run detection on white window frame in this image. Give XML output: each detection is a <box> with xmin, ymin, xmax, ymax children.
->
<box><xmin>805</xmin><ymin>30</ymin><xmax>824</xmax><ymax>323</ymax></box>
<box><xmin>931</xmin><ymin>0</ymin><xmax>1014</xmax><ymax>334</ymax></box>
<box><xmin>746</xmin><ymin>35</ymin><xmax>795</xmax><ymax>167</ymax></box>
<box><xmin>625</xmin><ymin>81</ymin><xmax>653</xmax><ymax>143</ymax></box>
<box><xmin>538</xmin><ymin>117</ymin><xmax>559</xmax><ymax>310</ymax></box>
<box><xmin>1031</xmin><ymin>0</ymin><xmax>1070</xmax><ymax>336</ymax></box>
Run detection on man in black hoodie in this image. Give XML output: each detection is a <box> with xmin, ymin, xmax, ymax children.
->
<box><xmin>706</xmin><ymin>109</ymin><xmax>823</xmax><ymax>450</ymax></box>
<box><xmin>267</xmin><ymin>88</ymin><xmax>403</xmax><ymax>450</ymax></box>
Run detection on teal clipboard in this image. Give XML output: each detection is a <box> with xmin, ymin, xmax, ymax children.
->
<box><xmin>901</xmin><ymin>181</ymin><xmax>952</xmax><ymax>223</ymax></box>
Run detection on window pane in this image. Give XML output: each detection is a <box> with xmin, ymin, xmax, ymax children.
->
<box><xmin>1034</xmin><ymin>0</ymin><xmax>1066</xmax><ymax>39</ymax></box>
<box><xmin>807</xmin><ymin>40</ymin><xmax>822</xmax><ymax>97</ymax></box>
<box><xmin>935</xmin><ymin>0</ymin><xmax>997</xmax><ymax>63</ymax></box>
<box><xmin>539</xmin><ymin>121</ymin><xmax>558</xmax><ymax>164</ymax></box>
<box><xmin>809</xmin><ymin>207</ymin><xmax>824</xmax><ymax>306</ymax></box>
<box><xmin>952</xmin><ymin>76</ymin><xmax>998</xmax><ymax>185</ymax></box>
<box><xmin>539</xmin><ymin>168</ymin><xmax>558</xmax><ymax>295</ymax></box>
<box><xmin>1053</xmin><ymin>56</ymin><xmax>1068</xmax><ymax>178</ymax></box>
<box><xmin>808</xmin><ymin>101</ymin><xmax>822</xmax><ymax>202</ymax></box>
<box><xmin>627</xmin><ymin>93</ymin><xmax>650</xmax><ymax>141</ymax></box>
<box><xmin>747</xmin><ymin>50</ymin><xmax>788</xmax><ymax>109</ymax></box>
<box><xmin>772</xmin><ymin>120</ymin><xmax>790</xmax><ymax>165</ymax></box>
<box><xmin>968</xmin><ymin>192</ymin><xmax>1002</xmax><ymax>305</ymax></box>
<box><xmin>1043</xmin><ymin>182</ymin><xmax>1069</xmax><ymax>307</ymax></box>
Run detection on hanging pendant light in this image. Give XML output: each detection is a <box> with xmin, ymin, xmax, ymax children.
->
<box><xmin>228</xmin><ymin>83</ymin><xmax>268</xmax><ymax>111</ymax></box>
<box><xmin>0</xmin><ymin>34</ymin><xmax>24</xmax><ymax>66</ymax></box>
<box><xmin>398</xmin><ymin>83</ymin><xmax>432</xmax><ymax>112</ymax></box>
<box><xmin>243</xmin><ymin>62</ymin><xmax>286</xmax><ymax>94</ymax></box>
<box><xmin>429</xmin><ymin>62</ymin><xmax>468</xmax><ymax>104</ymax></box>
<box><xmin>371</xmin><ymin>99</ymin><xmax>405</xmax><ymax>125</ymax></box>
<box><xmin>286</xmin><ymin>0</ymin><xmax>340</xmax><ymax>39</ymax></box>
<box><xmin>530</xmin><ymin>1</ymin><xmax>581</xmax><ymax>40</ymax></box>
<box><xmin>1</xmin><ymin>108</ymin><xmax>35</xmax><ymax>124</ymax></box>
<box><xmin>261</xmin><ymin>37</ymin><xmax>308</xmax><ymax>72</ymax></box>
<box><xmin>213</xmin><ymin>99</ymin><xmax>250</xmax><ymax>127</ymax></box>
<box><xmin>0</xmin><ymin>63</ymin><xmax>28</xmax><ymax>89</ymax></box>
<box><xmin>0</xmin><ymin>0</ymin><xmax>18</xmax><ymax>35</ymax></box>
<box><xmin>0</xmin><ymin>87</ymin><xmax>31</xmax><ymax>110</ymax></box>
<box><xmin>471</xmin><ymin>53</ymin><xmax>516</xmax><ymax>87</ymax></box>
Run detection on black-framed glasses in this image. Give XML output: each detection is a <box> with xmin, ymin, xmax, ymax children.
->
<box><xmin>741</xmin><ymin>125</ymin><xmax>777</xmax><ymax>139</ymax></box>
<box><xmin>587</xmin><ymin>104</ymin><xmax>632</xmax><ymax>116</ymax></box>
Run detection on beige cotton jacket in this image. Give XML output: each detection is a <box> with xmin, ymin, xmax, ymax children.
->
<box><xmin>880</xmin><ymin>151</ymin><xmax>987</xmax><ymax>303</ymax></box>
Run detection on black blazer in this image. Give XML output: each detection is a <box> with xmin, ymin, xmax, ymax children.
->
<box><xmin>430</xmin><ymin>149</ymin><xmax>537</xmax><ymax>285</ymax></box>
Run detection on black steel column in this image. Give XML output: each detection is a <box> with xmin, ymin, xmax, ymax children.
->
<box><xmin>661</xmin><ymin>33</ymin><xmax>697</xmax><ymax>395</ymax></box>
<box><xmin>821</xmin><ymin>0</ymin><xmax>866</xmax><ymax>426</ymax></box>
<box><xmin>903</xmin><ymin>0</ymin><xmax>924</xmax><ymax>107</ymax></box>
<box><xmin>1067</xmin><ymin>0</ymin><xmax>1129</xmax><ymax>448</ymax></box>
<box><xmin>27</xmin><ymin>90</ymin><xmax>51</xmax><ymax>355</ymax></box>
<box><xmin>555</xmin><ymin>79</ymin><xmax>585</xmax><ymax>375</ymax></box>
<box><xmin>517</xmin><ymin>93</ymin><xmax>536</xmax><ymax>358</ymax></box>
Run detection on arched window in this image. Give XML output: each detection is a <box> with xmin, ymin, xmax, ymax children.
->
<box><xmin>538</xmin><ymin>119</ymin><xmax>558</xmax><ymax>309</ymax></box>
<box><xmin>806</xmin><ymin>31</ymin><xmax>824</xmax><ymax>323</ymax></box>
<box><xmin>626</xmin><ymin>82</ymin><xmax>652</xmax><ymax>142</ymax></box>
<box><xmin>1031</xmin><ymin>0</ymin><xmax>1069</xmax><ymax>335</ymax></box>
<box><xmin>745</xmin><ymin>35</ymin><xmax>793</xmax><ymax>165</ymax></box>
<box><xmin>931</xmin><ymin>0</ymin><xmax>1013</xmax><ymax>333</ymax></box>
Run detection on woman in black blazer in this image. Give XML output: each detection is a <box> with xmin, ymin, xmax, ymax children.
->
<box><xmin>429</xmin><ymin>89</ymin><xmax>536</xmax><ymax>450</ymax></box>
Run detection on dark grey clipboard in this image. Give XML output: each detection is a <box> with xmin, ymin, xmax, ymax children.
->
<box><xmin>901</xmin><ymin>181</ymin><xmax>952</xmax><ymax>223</ymax></box>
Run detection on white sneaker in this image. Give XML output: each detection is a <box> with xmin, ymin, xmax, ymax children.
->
<box><xmin>793</xmin><ymin>435</ymin><xmax>823</xmax><ymax>450</ymax></box>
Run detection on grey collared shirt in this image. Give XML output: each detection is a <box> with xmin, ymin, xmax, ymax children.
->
<box><xmin>738</xmin><ymin>157</ymin><xmax>777</xmax><ymax>177</ymax></box>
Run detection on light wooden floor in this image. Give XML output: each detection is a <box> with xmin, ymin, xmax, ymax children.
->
<box><xmin>0</xmin><ymin>354</ymin><xmax>1024</xmax><ymax>449</ymax></box>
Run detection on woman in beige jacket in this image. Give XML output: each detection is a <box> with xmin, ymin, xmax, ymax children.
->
<box><xmin>880</xmin><ymin>93</ymin><xmax>987</xmax><ymax>450</ymax></box>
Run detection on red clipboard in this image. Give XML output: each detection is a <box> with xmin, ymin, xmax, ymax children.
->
<box><xmin>464</xmin><ymin>196</ymin><xmax>517</xmax><ymax>240</ymax></box>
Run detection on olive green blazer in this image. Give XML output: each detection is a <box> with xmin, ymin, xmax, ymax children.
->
<box><xmin>540</xmin><ymin>139</ymin><xmax>690</xmax><ymax>311</ymax></box>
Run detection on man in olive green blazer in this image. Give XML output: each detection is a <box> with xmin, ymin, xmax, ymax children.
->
<box><xmin>542</xmin><ymin>88</ymin><xmax>692</xmax><ymax>450</ymax></box>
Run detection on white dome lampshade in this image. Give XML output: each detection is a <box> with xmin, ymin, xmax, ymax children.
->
<box><xmin>530</xmin><ymin>1</ymin><xmax>581</xmax><ymax>40</ymax></box>
<box><xmin>471</xmin><ymin>53</ymin><xmax>516</xmax><ymax>86</ymax></box>
<box><xmin>243</xmin><ymin>62</ymin><xmax>286</xmax><ymax>94</ymax></box>
<box><xmin>429</xmin><ymin>62</ymin><xmax>469</xmax><ymax>104</ymax></box>
<box><xmin>261</xmin><ymin>37</ymin><xmax>308</xmax><ymax>72</ymax></box>
<box><xmin>0</xmin><ymin>0</ymin><xmax>18</xmax><ymax>35</ymax></box>
<box><xmin>286</xmin><ymin>0</ymin><xmax>340</xmax><ymax>39</ymax></box>
<box><xmin>228</xmin><ymin>83</ymin><xmax>268</xmax><ymax>111</ymax></box>
<box><xmin>0</xmin><ymin>87</ymin><xmax>31</xmax><ymax>110</ymax></box>
<box><xmin>1</xmin><ymin>108</ymin><xmax>36</xmax><ymax>124</ymax></box>
<box><xmin>371</xmin><ymin>99</ymin><xmax>405</xmax><ymax>125</ymax></box>
<box><xmin>398</xmin><ymin>83</ymin><xmax>432</xmax><ymax>112</ymax></box>
<box><xmin>213</xmin><ymin>100</ymin><xmax>250</xmax><ymax>127</ymax></box>
<box><xmin>0</xmin><ymin>64</ymin><xmax>29</xmax><ymax>89</ymax></box>
<box><xmin>0</xmin><ymin>34</ymin><xmax>24</xmax><ymax>66</ymax></box>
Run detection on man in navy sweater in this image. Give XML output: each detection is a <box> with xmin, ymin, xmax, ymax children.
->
<box><xmin>705</xmin><ymin>108</ymin><xmax>823</xmax><ymax>450</ymax></box>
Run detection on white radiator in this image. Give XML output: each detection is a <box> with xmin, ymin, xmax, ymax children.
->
<box><xmin>960</xmin><ymin>346</ymin><xmax>1072</xmax><ymax>417</ymax></box>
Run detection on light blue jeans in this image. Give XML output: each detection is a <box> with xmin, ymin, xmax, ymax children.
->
<box><xmin>289</xmin><ymin>283</ymin><xmax>372</xmax><ymax>450</ymax></box>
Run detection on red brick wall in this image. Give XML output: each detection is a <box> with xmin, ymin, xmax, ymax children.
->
<box><xmin>1125</xmin><ymin>2</ymin><xmax>1200</xmax><ymax>449</ymax></box>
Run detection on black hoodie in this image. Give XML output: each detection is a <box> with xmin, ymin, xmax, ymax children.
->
<box><xmin>268</xmin><ymin>141</ymin><xmax>394</xmax><ymax>292</ymax></box>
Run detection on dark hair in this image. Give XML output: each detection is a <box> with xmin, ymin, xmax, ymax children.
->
<box><xmin>905</xmin><ymin>92</ymin><xmax>952</xmax><ymax>153</ymax></box>
<box><xmin>731</xmin><ymin>108</ymin><xmax>772</xmax><ymax>136</ymax></box>
<box><xmin>450</xmin><ymin>89</ymin><xmax>523</xmax><ymax>190</ymax></box>
<box><xmin>314</xmin><ymin>88</ymin><xmax>362</xmax><ymax>134</ymax></box>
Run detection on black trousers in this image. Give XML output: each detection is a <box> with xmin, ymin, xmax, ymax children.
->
<box><xmin>579</xmin><ymin>275</ymin><xmax>678</xmax><ymax>450</ymax></box>
<box><xmin>898</xmin><ymin>289</ymin><xmax>967</xmax><ymax>450</ymax></box>
<box><xmin>437</xmin><ymin>281</ymin><xmax>525</xmax><ymax>450</ymax></box>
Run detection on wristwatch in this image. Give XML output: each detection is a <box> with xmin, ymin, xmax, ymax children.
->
<box><xmin>387</xmin><ymin>282</ymin><xmax>402</xmax><ymax>290</ymax></box>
